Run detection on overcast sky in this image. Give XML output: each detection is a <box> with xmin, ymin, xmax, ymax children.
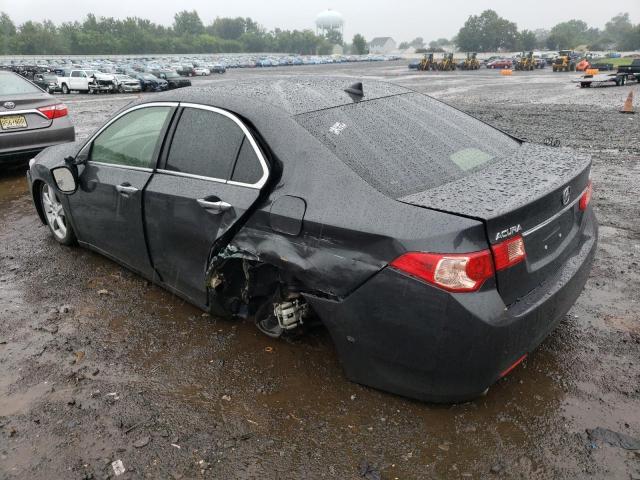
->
<box><xmin>3</xmin><ymin>1</ymin><xmax>639</xmax><ymax>42</ymax></box>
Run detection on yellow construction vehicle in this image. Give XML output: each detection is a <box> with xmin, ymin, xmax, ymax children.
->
<box><xmin>418</xmin><ymin>53</ymin><xmax>436</xmax><ymax>71</ymax></box>
<box><xmin>437</xmin><ymin>53</ymin><xmax>456</xmax><ymax>71</ymax></box>
<box><xmin>515</xmin><ymin>51</ymin><xmax>535</xmax><ymax>71</ymax></box>
<box><xmin>461</xmin><ymin>52</ymin><xmax>480</xmax><ymax>70</ymax></box>
<box><xmin>552</xmin><ymin>50</ymin><xmax>577</xmax><ymax>72</ymax></box>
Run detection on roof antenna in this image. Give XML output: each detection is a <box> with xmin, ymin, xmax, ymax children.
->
<box><xmin>345</xmin><ymin>81</ymin><xmax>364</xmax><ymax>98</ymax></box>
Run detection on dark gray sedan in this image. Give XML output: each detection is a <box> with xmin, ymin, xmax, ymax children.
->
<box><xmin>0</xmin><ymin>71</ymin><xmax>75</xmax><ymax>165</ymax></box>
<box><xmin>26</xmin><ymin>78</ymin><xmax>597</xmax><ymax>402</ymax></box>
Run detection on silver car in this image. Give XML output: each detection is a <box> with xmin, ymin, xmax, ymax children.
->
<box><xmin>0</xmin><ymin>71</ymin><xmax>75</xmax><ymax>165</ymax></box>
<box><xmin>114</xmin><ymin>74</ymin><xmax>142</xmax><ymax>93</ymax></box>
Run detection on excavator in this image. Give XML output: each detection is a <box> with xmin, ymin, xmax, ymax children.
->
<box><xmin>552</xmin><ymin>50</ymin><xmax>577</xmax><ymax>72</ymax></box>
<box><xmin>418</xmin><ymin>53</ymin><xmax>436</xmax><ymax>71</ymax></box>
<box><xmin>515</xmin><ymin>51</ymin><xmax>535</xmax><ymax>71</ymax></box>
<box><xmin>461</xmin><ymin>52</ymin><xmax>480</xmax><ymax>70</ymax></box>
<box><xmin>437</xmin><ymin>53</ymin><xmax>456</xmax><ymax>71</ymax></box>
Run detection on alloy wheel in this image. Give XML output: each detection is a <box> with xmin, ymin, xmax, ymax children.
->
<box><xmin>42</xmin><ymin>184</ymin><xmax>67</xmax><ymax>240</ymax></box>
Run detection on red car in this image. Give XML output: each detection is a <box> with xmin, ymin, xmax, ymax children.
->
<box><xmin>487</xmin><ymin>58</ymin><xmax>514</xmax><ymax>69</ymax></box>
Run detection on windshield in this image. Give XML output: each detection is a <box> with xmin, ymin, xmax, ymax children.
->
<box><xmin>0</xmin><ymin>73</ymin><xmax>42</xmax><ymax>95</ymax></box>
<box><xmin>297</xmin><ymin>93</ymin><xmax>520</xmax><ymax>198</ymax></box>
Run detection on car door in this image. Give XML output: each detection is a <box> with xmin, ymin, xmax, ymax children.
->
<box><xmin>69</xmin><ymin>70</ymin><xmax>85</xmax><ymax>91</ymax></box>
<box><xmin>144</xmin><ymin>104</ymin><xmax>269</xmax><ymax>306</ymax></box>
<box><xmin>68</xmin><ymin>103</ymin><xmax>176</xmax><ymax>277</ymax></box>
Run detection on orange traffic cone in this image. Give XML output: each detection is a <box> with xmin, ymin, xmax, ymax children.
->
<box><xmin>620</xmin><ymin>91</ymin><xmax>635</xmax><ymax>114</ymax></box>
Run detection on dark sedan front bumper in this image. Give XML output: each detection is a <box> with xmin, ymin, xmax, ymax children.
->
<box><xmin>307</xmin><ymin>209</ymin><xmax>597</xmax><ymax>403</ymax></box>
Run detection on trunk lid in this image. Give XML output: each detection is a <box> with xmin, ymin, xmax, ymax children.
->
<box><xmin>1</xmin><ymin>92</ymin><xmax>56</xmax><ymax>133</ymax></box>
<box><xmin>400</xmin><ymin>143</ymin><xmax>591</xmax><ymax>305</ymax></box>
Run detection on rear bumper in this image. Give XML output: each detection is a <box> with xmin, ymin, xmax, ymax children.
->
<box><xmin>307</xmin><ymin>209</ymin><xmax>598</xmax><ymax>403</ymax></box>
<box><xmin>0</xmin><ymin>119</ymin><xmax>75</xmax><ymax>163</ymax></box>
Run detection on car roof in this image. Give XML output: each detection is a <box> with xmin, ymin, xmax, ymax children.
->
<box><xmin>140</xmin><ymin>76</ymin><xmax>411</xmax><ymax>116</ymax></box>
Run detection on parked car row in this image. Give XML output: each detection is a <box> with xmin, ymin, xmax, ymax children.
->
<box><xmin>2</xmin><ymin>53</ymin><xmax>397</xmax><ymax>77</ymax></box>
<box><xmin>2</xmin><ymin>66</ymin><xmax>191</xmax><ymax>95</ymax></box>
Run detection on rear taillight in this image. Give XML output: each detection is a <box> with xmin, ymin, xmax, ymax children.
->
<box><xmin>390</xmin><ymin>250</ymin><xmax>495</xmax><ymax>293</ymax></box>
<box><xmin>390</xmin><ymin>236</ymin><xmax>527</xmax><ymax>293</ymax></box>
<box><xmin>491</xmin><ymin>234</ymin><xmax>526</xmax><ymax>271</ymax></box>
<box><xmin>37</xmin><ymin>104</ymin><xmax>68</xmax><ymax>120</ymax></box>
<box><xmin>579</xmin><ymin>181</ymin><xmax>593</xmax><ymax>211</ymax></box>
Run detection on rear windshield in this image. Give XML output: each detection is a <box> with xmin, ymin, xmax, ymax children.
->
<box><xmin>296</xmin><ymin>93</ymin><xmax>520</xmax><ymax>197</ymax></box>
<box><xmin>0</xmin><ymin>73</ymin><xmax>41</xmax><ymax>95</ymax></box>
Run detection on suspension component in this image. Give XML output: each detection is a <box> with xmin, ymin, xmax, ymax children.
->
<box><xmin>274</xmin><ymin>299</ymin><xmax>308</xmax><ymax>331</ymax></box>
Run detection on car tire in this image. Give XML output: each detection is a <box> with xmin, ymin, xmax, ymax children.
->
<box><xmin>61</xmin><ymin>84</ymin><xmax>69</xmax><ymax>94</ymax></box>
<box><xmin>40</xmin><ymin>182</ymin><xmax>76</xmax><ymax>246</ymax></box>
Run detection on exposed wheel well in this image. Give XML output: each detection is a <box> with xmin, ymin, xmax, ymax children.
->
<box><xmin>32</xmin><ymin>180</ymin><xmax>47</xmax><ymax>225</ymax></box>
<box><xmin>206</xmin><ymin>254</ymin><xmax>320</xmax><ymax>337</ymax></box>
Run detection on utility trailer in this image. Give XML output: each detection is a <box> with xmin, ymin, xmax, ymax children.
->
<box><xmin>574</xmin><ymin>71</ymin><xmax>638</xmax><ymax>88</ymax></box>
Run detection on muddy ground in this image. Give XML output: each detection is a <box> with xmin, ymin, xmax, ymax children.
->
<box><xmin>1</xmin><ymin>61</ymin><xmax>639</xmax><ymax>479</ymax></box>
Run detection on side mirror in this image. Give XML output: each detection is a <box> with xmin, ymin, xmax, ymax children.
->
<box><xmin>51</xmin><ymin>166</ymin><xmax>78</xmax><ymax>194</ymax></box>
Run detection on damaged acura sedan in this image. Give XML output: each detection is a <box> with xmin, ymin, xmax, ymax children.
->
<box><xmin>26</xmin><ymin>77</ymin><xmax>597</xmax><ymax>402</ymax></box>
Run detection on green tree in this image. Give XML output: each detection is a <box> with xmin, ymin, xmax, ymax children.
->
<box><xmin>398</xmin><ymin>41</ymin><xmax>409</xmax><ymax>49</ymax></box>
<box><xmin>518</xmin><ymin>29</ymin><xmax>537</xmax><ymax>50</ymax></box>
<box><xmin>209</xmin><ymin>17</ymin><xmax>246</xmax><ymax>40</ymax></box>
<box><xmin>173</xmin><ymin>10</ymin><xmax>204</xmax><ymax>36</ymax></box>
<box><xmin>352</xmin><ymin>34</ymin><xmax>367</xmax><ymax>54</ymax></box>
<box><xmin>546</xmin><ymin>19</ymin><xmax>589</xmax><ymax>49</ymax></box>
<box><xmin>324</xmin><ymin>29</ymin><xmax>343</xmax><ymax>46</ymax></box>
<box><xmin>428</xmin><ymin>38</ymin><xmax>449</xmax><ymax>49</ymax></box>
<box><xmin>0</xmin><ymin>12</ymin><xmax>16</xmax><ymax>54</ymax></box>
<box><xmin>409</xmin><ymin>37</ymin><xmax>425</xmax><ymax>48</ymax></box>
<box><xmin>456</xmin><ymin>10</ymin><xmax>518</xmax><ymax>52</ymax></box>
<box><xmin>604</xmin><ymin>13</ymin><xmax>634</xmax><ymax>47</ymax></box>
<box><xmin>620</xmin><ymin>24</ymin><xmax>640</xmax><ymax>50</ymax></box>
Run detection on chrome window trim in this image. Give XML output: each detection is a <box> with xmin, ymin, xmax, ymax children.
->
<box><xmin>177</xmin><ymin>103</ymin><xmax>269</xmax><ymax>190</ymax></box>
<box><xmin>156</xmin><ymin>168</ymin><xmax>226</xmax><ymax>184</ymax></box>
<box><xmin>84</xmin><ymin>102</ymin><xmax>178</xmax><ymax>171</ymax></box>
<box><xmin>89</xmin><ymin>161</ymin><xmax>153</xmax><ymax>173</ymax></box>
<box><xmin>0</xmin><ymin>108</ymin><xmax>48</xmax><ymax>120</ymax></box>
<box><xmin>522</xmin><ymin>185</ymin><xmax>587</xmax><ymax>237</ymax></box>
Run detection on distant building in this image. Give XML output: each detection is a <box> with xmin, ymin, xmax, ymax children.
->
<box><xmin>368</xmin><ymin>37</ymin><xmax>396</xmax><ymax>54</ymax></box>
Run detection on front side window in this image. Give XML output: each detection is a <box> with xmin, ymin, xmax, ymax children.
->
<box><xmin>165</xmin><ymin>108</ymin><xmax>244</xmax><ymax>180</ymax></box>
<box><xmin>90</xmin><ymin>106</ymin><xmax>171</xmax><ymax>168</ymax></box>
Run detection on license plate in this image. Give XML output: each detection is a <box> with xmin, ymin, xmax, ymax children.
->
<box><xmin>1</xmin><ymin>115</ymin><xmax>27</xmax><ymax>130</ymax></box>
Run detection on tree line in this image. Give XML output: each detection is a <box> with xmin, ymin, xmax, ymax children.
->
<box><xmin>0</xmin><ymin>10</ymin><xmax>369</xmax><ymax>56</ymax></box>
<box><xmin>399</xmin><ymin>11</ymin><xmax>640</xmax><ymax>52</ymax></box>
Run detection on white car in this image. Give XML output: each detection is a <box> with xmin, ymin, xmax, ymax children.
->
<box><xmin>194</xmin><ymin>67</ymin><xmax>210</xmax><ymax>76</ymax></box>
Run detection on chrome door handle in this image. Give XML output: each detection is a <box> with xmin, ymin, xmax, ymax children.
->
<box><xmin>115</xmin><ymin>184</ymin><xmax>138</xmax><ymax>195</ymax></box>
<box><xmin>197</xmin><ymin>198</ymin><xmax>232</xmax><ymax>214</ymax></box>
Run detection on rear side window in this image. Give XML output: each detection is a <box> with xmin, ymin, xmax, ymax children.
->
<box><xmin>0</xmin><ymin>73</ymin><xmax>41</xmax><ymax>95</ymax></box>
<box><xmin>296</xmin><ymin>93</ymin><xmax>520</xmax><ymax>198</ymax></box>
<box><xmin>166</xmin><ymin>108</ymin><xmax>244</xmax><ymax>180</ymax></box>
<box><xmin>231</xmin><ymin>137</ymin><xmax>263</xmax><ymax>185</ymax></box>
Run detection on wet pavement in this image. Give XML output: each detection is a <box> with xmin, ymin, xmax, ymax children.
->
<box><xmin>1</xmin><ymin>61</ymin><xmax>639</xmax><ymax>479</ymax></box>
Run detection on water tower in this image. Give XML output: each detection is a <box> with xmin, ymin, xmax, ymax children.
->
<box><xmin>315</xmin><ymin>9</ymin><xmax>344</xmax><ymax>37</ymax></box>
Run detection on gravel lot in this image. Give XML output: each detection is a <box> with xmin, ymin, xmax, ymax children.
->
<box><xmin>1</xmin><ymin>61</ymin><xmax>639</xmax><ymax>479</ymax></box>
